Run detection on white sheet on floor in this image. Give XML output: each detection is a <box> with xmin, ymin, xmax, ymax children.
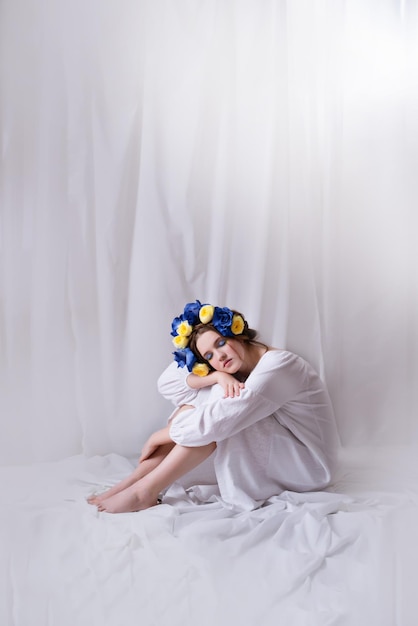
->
<box><xmin>1</xmin><ymin>448</ymin><xmax>418</xmax><ymax>626</ymax></box>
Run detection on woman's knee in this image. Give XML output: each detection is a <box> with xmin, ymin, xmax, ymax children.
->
<box><xmin>169</xmin><ymin>404</ymin><xmax>195</xmax><ymax>424</ymax></box>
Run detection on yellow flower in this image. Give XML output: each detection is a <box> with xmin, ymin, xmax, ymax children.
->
<box><xmin>172</xmin><ymin>335</ymin><xmax>189</xmax><ymax>349</ymax></box>
<box><xmin>192</xmin><ymin>362</ymin><xmax>210</xmax><ymax>377</ymax></box>
<box><xmin>199</xmin><ymin>305</ymin><xmax>214</xmax><ymax>324</ymax></box>
<box><xmin>177</xmin><ymin>320</ymin><xmax>193</xmax><ymax>337</ymax></box>
<box><xmin>231</xmin><ymin>314</ymin><xmax>245</xmax><ymax>335</ymax></box>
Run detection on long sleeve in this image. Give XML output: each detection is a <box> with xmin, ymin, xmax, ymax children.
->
<box><xmin>157</xmin><ymin>362</ymin><xmax>200</xmax><ymax>407</ymax></box>
<box><xmin>169</xmin><ymin>351</ymin><xmax>305</xmax><ymax>446</ymax></box>
<box><xmin>168</xmin><ymin>350</ymin><xmax>339</xmax><ymax>507</ymax></box>
<box><xmin>169</xmin><ymin>387</ymin><xmax>279</xmax><ymax>445</ymax></box>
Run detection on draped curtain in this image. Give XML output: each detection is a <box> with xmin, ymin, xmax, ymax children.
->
<box><xmin>1</xmin><ymin>0</ymin><xmax>417</xmax><ymax>465</ymax></box>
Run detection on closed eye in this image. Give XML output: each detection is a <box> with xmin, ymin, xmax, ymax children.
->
<box><xmin>204</xmin><ymin>339</ymin><xmax>226</xmax><ymax>361</ymax></box>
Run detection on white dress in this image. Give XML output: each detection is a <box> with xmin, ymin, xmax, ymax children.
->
<box><xmin>158</xmin><ymin>350</ymin><xmax>340</xmax><ymax>510</ymax></box>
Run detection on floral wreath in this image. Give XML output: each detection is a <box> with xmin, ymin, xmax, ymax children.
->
<box><xmin>171</xmin><ymin>300</ymin><xmax>245</xmax><ymax>377</ymax></box>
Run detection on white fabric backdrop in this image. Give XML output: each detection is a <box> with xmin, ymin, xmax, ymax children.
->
<box><xmin>0</xmin><ymin>0</ymin><xmax>417</xmax><ymax>465</ymax></box>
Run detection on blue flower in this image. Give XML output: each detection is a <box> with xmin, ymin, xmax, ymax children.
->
<box><xmin>171</xmin><ymin>315</ymin><xmax>184</xmax><ymax>337</ymax></box>
<box><xmin>212</xmin><ymin>307</ymin><xmax>234</xmax><ymax>336</ymax></box>
<box><xmin>173</xmin><ymin>348</ymin><xmax>197</xmax><ymax>371</ymax></box>
<box><xmin>183</xmin><ymin>300</ymin><xmax>202</xmax><ymax>325</ymax></box>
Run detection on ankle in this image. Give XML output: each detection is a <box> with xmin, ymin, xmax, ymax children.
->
<box><xmin>132</xmin><ymin>478</ymin><xmax>160</xmax><ymax>503</ymax></box>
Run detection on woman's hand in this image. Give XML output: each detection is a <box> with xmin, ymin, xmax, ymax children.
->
<box><xmin>139</xmin><ymin>426</ymin><xmax>172</xmax><ymax>462</ymax></box>
<box><xmin>214</xmin><ymin>372</ymin><xmax>245</xmax><ymax>398</ymax></box>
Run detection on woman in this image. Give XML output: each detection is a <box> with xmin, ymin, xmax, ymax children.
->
<box><xmin>88</xmin><ymin>300</ymin><xmax>339</xmax><ymax>513</ymax></box>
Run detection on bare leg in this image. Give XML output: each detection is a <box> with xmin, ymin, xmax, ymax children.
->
<box><xmin>87</xmin><ymin>405</ymin><xmax>197</xmax><ymax>505</ymax></box>
<box><xmin>87</xmin><ymin>443</ymin><xmax>175</xmax><ymax>505</ymax></box>
<box><xmin>98</xmin><ymin>442</ymin><xmax>216</xmax><ymax>513</ymax></box>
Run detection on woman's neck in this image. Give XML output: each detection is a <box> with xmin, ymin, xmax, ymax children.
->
<box><xmin>238</xmin><ymin>343</ymin><xmax>268</xmax><ymax>380</ymax></box>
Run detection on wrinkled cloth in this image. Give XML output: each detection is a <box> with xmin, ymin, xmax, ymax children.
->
<box><xmin>1</xmin><ymin>450</ymin><xmax>417</xmax><ymax>626</ymax></box>
<box><xmin>160</xmin><ymin>351</ymin><xmax>340</xmax><ymax>509</ymax></box>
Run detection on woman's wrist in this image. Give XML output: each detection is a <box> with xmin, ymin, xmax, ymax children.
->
<box><xmin>186</xmin><ymin>371</ymin><xmax>218</xmax><ymax>389</ymax></box>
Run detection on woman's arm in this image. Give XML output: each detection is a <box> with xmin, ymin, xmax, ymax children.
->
<box><xmin>169</xmin><ymin>352</ymin><xmax>304</xmax><ymax>446</ymax></box>
<box><xmin>187</xmin><ymin>371</ymin><xmax>245</xmax><ymax>398</ymax></box>
<box><xmin>157</xmin><ymin>362</ymin><xmax>200</xmax><ymax>407</ymax></box>
<box><xmin>169</xmin><ymin>388</ymin><xmax>278</xmax><ymax>446</ymax></box>
<box><xmin>157</xmin><ymin>362</ymin><xmax>244</xmax><ymax>406</ymax></box>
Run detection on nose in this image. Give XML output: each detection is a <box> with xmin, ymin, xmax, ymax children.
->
<box><xmin>215</xmin><ymin>347</ymin><xmax>226</xmax><ymax>361</ymax></box>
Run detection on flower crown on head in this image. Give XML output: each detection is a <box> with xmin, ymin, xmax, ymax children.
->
<box><xmin>171</xmin><ymin>300</ymin><xmax>246</xmax><ymax>376</ymax></box>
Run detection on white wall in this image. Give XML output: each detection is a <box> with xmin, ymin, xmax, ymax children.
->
<box><xmin>1</xmin><ymin>0</ymin><xmax>417</xmax><ymax>464</ymax></box>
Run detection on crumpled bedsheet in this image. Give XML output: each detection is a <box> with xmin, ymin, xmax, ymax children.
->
<box><xmin>0</xmin><ymin>448</ymin><xmax>417</xmax><ymax>626</ymax></box>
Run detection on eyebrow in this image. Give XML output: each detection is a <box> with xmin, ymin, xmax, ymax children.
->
<box><xmin>202</xmin><ymin>337</ymin><xmax>224</xmax><ymax>359</ymax></box>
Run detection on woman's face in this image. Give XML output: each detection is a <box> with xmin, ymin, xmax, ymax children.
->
<box><xmin>196</xmin><ymin>330</ymin><xmax>246</xmax><ymax>375</ymax></box>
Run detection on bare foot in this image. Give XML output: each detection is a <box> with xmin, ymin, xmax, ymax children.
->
<box><xmin>87</xmin><ymin>487</ymin><xmax>121</xmax><ymax>506</ymax></box>
<box><xmin>87</xmin><ymin>445</ymin><xmax>176</xmax><ymax>508</ymax></box>
<box><xmin>97</xmin><ymin>483</ymin><xmax>159</xmax><ymax>514</ymax></box>
<box><xmin>87</xmin><ymin>492</ymin><xmax>114</xmax><ymax>505</ymax></box>
<box><xmin>87</xmin><ymin>466</ymin><xmax>147</xmax><ymax>506</ymax></box>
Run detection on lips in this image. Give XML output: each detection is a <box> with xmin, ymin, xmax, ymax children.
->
<box><xmin>224</xmin><ymin>359</ymin><xmax>232</xmax><ymax>368</ymax></box>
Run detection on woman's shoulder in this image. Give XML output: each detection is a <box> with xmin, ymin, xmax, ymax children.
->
<box><xmin>253</xmin><ymin>348</ymin><xmax>317</xmax><ymax>380</ymax></box>
<box><xmin>248</xmin><ymin>349</ymin><xmax>301</xmax><ymax>380</ymax></box>
<box><xmin>258</xmin><ymin>348</ymin><xmax>299</xmax><ymax>367</ymax></box>
<box><xmin>255</xmin><ymin>349</ymin><xmax>323</xmax><ymax>391</ymax></box>
<box><xmin>246</xmin><ymin>348</ymin><xmax>311</xmax><ymax>399</ymax></box>
<box><xmin>260</xmin><ymin>348</ymin><xmax>319</xmax><ymax>375</ymax></box>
